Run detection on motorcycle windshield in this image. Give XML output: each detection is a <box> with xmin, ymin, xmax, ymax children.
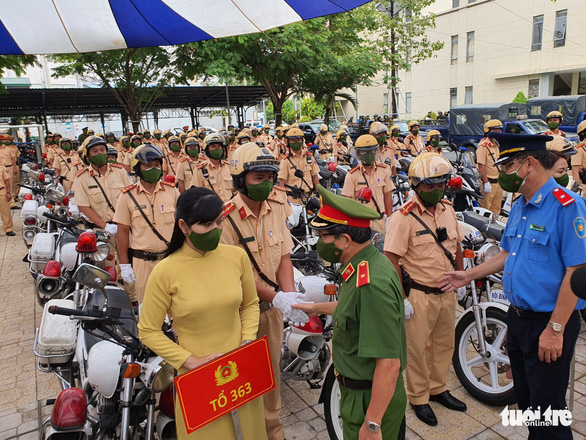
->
<box><xmin>460</xmin><ymin>152</ymin><xmax>481</xmax><ymax>189</ymax></box>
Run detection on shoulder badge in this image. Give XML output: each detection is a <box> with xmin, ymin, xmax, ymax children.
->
<box><xmin>196</xmin><ymin>163</ymin><xmax>205</xmax><ymax>170</ymax></box>
<box><xmin>222</xmin><ymin>202</ymin><xmax>236</xmax><ymax>218</ymax></box>
<box><xmin>356</xmin><ymin>261</ymin><xmax>370</xmax><ymax>287</ymax></box>
<box><xmin>400</xmin><ymin>200</ymin><xmax>417</xmax><ymax>215</ymax></box>
<box><xmin>349</xmin><ymin>166</ymin><xmax>360</xmax><ymax>174</ymax></box>
<box><xmin>267</xmin><ymin>197</ymin><xmax>284</xmax><ymax>205</ymax></box>
<box><xmin>180</xmin><ymin>157</ymin><xmax>189</xmax><ymax>163</ymax></box>
<box><xmin>341</xmin><ymin>263</ymin><xmax>355</xmax><ymax>282</ymax></box>
<box><xmin>121</xmin><ymin>183</ymin><xmax>137</xmax><ymax>193</ymax></box>
<box><xmin>552</xmin><ymin>187</ymin><xmax>575</xmax><ymax>207</ymax></box>
<box><xmin>110</xmin><ymin>163</ymin><xmax>123</xmax><ymax>169</ymax></box>
<box><xmin>161</xmin><ymin>181</ymin><xmax>175</xmax><ymax>188</ymax></box>
<box><xmin>440</xmin><ymin>199</ymin><xmax>453</xmax><ymax>205</ymax></box>
<box><xmin>376</xmin><ymin>163</ymin><xmax>388</xmax><ymax>168</ymax></box>
<box><xmin>76</xmin><ymin>168</ymin><xmax>88</xmax><ymax>177</ymax></box>
<box><xmin>274</xmin><ymin>185</ymin><xmax>286</xmax><ymax>192</ymax></box>
<box><xmin>238</xmin><ymin>206</ymin><xmax>247</xmax><ymax>220</ymax></box>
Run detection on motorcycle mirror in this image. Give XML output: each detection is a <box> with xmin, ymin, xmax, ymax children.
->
<box><xmin>448</xmin><ymin>143</ymin><xmax>458</xmax><ymax>152</ymax></box>
<box><xmin>45</xmin><ymin>187</ymin><xmax>65</xmax><ymax>203</ymax></box>
<box><xmin>72</xmin><ymin>263</ymin><xmax>112</xmax><ymax>292</ymax></box>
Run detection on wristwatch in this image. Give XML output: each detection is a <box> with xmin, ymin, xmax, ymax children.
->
<box><xmin>365</xmin><ymin>419</ymin><xmax>381</xmax><ymax>432</ymax></box>
<box><xmin>548</xmin><ymin>321</ymin><xmax>564</xmax><ymax>333</ymax></box>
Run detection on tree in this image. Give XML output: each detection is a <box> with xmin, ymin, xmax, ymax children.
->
<box><xmin>0</xmin><ymin>55</ymin><xmax>36</xmax><ymax>94</ymax></box>
<box><xmin>512</xmin><ymin>91</ymin><xmax>527</xmax><ymax>104</ymax></box>
<box><xmin>51</xmin><ymin>48</ymin><xmax>182</xmax><ymax>131</ymax></box>
<box><xmin>265</xmin><ymin>100</ymin><xmax>297</xmax><ymax>125</ymax></box>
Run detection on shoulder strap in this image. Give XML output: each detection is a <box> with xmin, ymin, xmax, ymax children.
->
<box><xmin>286</xmin><ymin>155</ymin><xmax>313</xmax><ymax>193</ymax></box>
<box><xmin>91</xmin><ymin>174</ymin><xmax>116</xmax><ymax>213</ymax></box>
<box><xmin>164</xmin><ymin>154</ymin><xmax>176</xmax><ymax>175</ymax></box>
<box><xmin>200</xmin><ymin>164</ymin><xmax>218</xmax><ymax>194</ymax></box>
<box><xmin>360</xmin><ymin>171</ymin><xmax>383</xmax><ymax>217</ymax></box>
<box><xmin>125</xmin><ymin>190</ymin><xmax>170</xmax><ymax>246</ymax></box>
<box><xmin>409</xmin><ymin>211</ymin><xmax>457</xmax><ymax>269</ymax></box>
<box><xmin>225</xmin><ymin>214</ymin><xmax>279</xmax><ymax>289</ymax></box>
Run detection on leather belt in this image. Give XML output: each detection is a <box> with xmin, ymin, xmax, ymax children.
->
<box><xmin>4</xmin><ymin>165</ymin><xmax>12</xmax><ymax>168</ymax></box>
<box><xmin>510</xmin><ymin>305</ymin><xmax>551</xmax><ymax>320</ymax></box>
<box><xmin>411</xmin><ymin>281</ymin><xmax>444</xmax><ymax>295</ymax></box>
<box><xmin>259</xmin><ymin>301</ymin><xmax>272</xmax><ymax>313</ymax></box>
<box><xmin>488</xmin><ymin>178</ymin><xmax>498</xmax><ymax>184</ymax></box>
<box><xmin>132</xmin><ymin>249</ymin><xmax>166</xmax><ymax>261</ymax></box>
<box><xmin>335</xmin><ymin>370</ymin><xmax>372</xmax><ymax>390</ymax></box>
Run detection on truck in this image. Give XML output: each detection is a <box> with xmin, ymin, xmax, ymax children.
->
<box><xmin>526</xmin><ymin>95</ymin><xmax>586</xmax><ymax>134</ymax></box>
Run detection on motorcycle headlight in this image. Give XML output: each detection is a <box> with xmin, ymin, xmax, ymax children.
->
<box><xmin>143</xmin><ymin>357</ymin><xmax>174</xmax><ymax>392</ymax></box>
<box><xmin>91</xmin><ymin>242</ymin><xmax>110</xmax><ymax>262</ymax></box>
<box><xmin>476</xmin><ymin>243</ymin><xmax>500</xmax><ymax>265</ymax></box>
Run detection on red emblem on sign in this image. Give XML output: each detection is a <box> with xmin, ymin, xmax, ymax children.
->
<box><xmin>174</xmin><ymin>337</ymin><xmax>275</xmax><ymax>434</ymax></box>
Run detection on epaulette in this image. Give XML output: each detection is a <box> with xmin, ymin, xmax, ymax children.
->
<box><xmin>180</xmin><ymin>157</ymin><xmax>189</xmax><ymax>163</ymax></box>
<box><xmin>552</xmin><ymin>187</ymin><xmax>575</xmax><ymax>207</ymax></box>
<box><xmin>110</xmin><ymin>163</ymin><xmax>123</xmax><ymax>169</ymax></box>
<box><xmin>196</xmin><ymin>163</ymin><xmax>205</xmax><ymax>170</ymax></box>
<box><xmin>267</xmin><ymin>197</ymin><xmax>284</xmax><ymax>205</ymax></box>
<box><xmin>400</xmin><ymin>200</ymin><xmax>417</xmax><ymax>215</ymax></box>
<box><xmin>222</xmin><ymin>202</ymin><xmax>236</xmax><ymax>218</ymax></box>
<box><xmin>161</xmin><ymin>181</ymin><xmax>175</xmax><ymax>188</ymax></box>
<box><xmin>356</xmin><ymin>261</ymin><xmax>370</xmax><ymax>287</ymax></box>
<box><xmin>440</xmin><ymin>199</ymin><xmax>453</xmax><ymax>205</ymax></box>
<box><xmin>274</xmin><ymin>185</ymin><xmax>286</xmax><ymax>192</ymax></box>
<box><xmin>121</xmin><ymin>183</ymin><xmax>137</xmax><ymax>193</ymax></box>
<box><xmin>349</xmin><ymin>166</ymin><xmax>360</xmax><ymax>174</ymax></box>
<box><xmin>376</xmin><ymin>163</ymin><xmax>388</xmax><ymax>168</ymax></box>
<box><xmin>76</xmin><ymin>168</ymin><xmax>88</xmax><ymax>177</ymax></box>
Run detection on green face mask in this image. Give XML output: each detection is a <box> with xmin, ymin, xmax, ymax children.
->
<box><xmin>548</xmin><ymin>122</ymin><xmax>560</xmax><ymax>130</ymax></box>
<box><xmin>417</xmin><ymin>189</ymin><xmax>444</xmax><ymax>206</ymax></box>
<box><xmin>199</xmin><ymin>134</ymin><xmax>206</xmax><ymax>140</ymax></box>
<box><xmin>360</xmin><ymin>152</ymin><xmax>377</xmax><ymax>165</ymax></box>
<box><xmin>392</xmin><ymin>131</ymin><xmax>400</xmax><ymax>138</ymax></box>
<box><xmin>61</xmin><ymin>143</ymin><xmax>71</xmax><ymax>152</ymax></box>
<box><xmin>188</xmin><ymin>228</ymin><xmax>222</xmax><ymax>252</ymax></box>
<box><xmin>155</xmin><ymin>134</ymin><xmax>162</xmax><ymax>140</ymax></box>
<box><xmin>108</xmin><ymin>159</ymin><xmax>117</xmax><ymax>164</ymax></box>
<box><xmin>140</xmin><ymin>167</ymin><xmax>162</xmax><ymax>183</ymax></box>
<box><xmin>498</xmin><ymin>161</ymin><xmax>527</xmax><ymax>192</ymax></box>
<box><xmin>316</xmin><ymin>236</ymin><xmax>344</xmax><ymax>263</ymax></box>
<box><xmin>229</xmin><ymin>136</ymin><xmax>236</xmax><ymax>143</ymax></box>
<box><xmin>264</xmin><ymin>129</ymin><xmax>270</xmax><ymax>134</ymax></box>
<box><xmin>90</xmin><ymin>153</ymin><xmax>108</xmax><ymax>167</ymax></box>
<box><xmin>122</xmin><ymin>141</ymin><xmax>131</xmax><ymax>149</ymax></box>
<box><xmin>107</xmin><ymin>138</ymin><xmax>115</xmax><ymax>143</ymax></box>
<box><xmin>246</xmin><ymin>179</ymin><xmax>274</xmax><ymax>202</ymax></box>
<box><xmin>209</xmin><ymin>148</ymin><xmax>224</xmax><ymax>160</ymax></box>
<box><xmin>290</xmin><ymin>141</ymin><xmax>303</xmax><ymax>151</ymax></box>
<box><xmin>376</xmin><ymin>135</ymin><xmax>387</xmax><ymax>146</ymax></box>
<box><xmin>46</xmin><ymin>140</ymin><xmax>53</xmax><ymax>145</ymax></box>
<box><xmin>431</xmin><ymin>139</ymin><xmax>440</xmax><ymax>148</ymax></box>
<box><xmin>555</xmin><ymin>173</ymin><xmax>570</xmax><ymax>187</ymax></box>
<box><xmin>411</xmin><ymin>129</ymin><xmax>419</xmax><ymax>136</ymax></box>
<box><xmin>186</xmin><ymin>148</ymin><xmax>199</xmax><ymax>157</ymax></box>
<box><xmin>277</xmin><ymin>134</ymin><xmax>283</xmax><ymax>139</ymax></box>
<box><xmin>132</xmin><ymin>142</ymin><xmax>141</xmax><ymax>149</ymax></box>
<box><xmin>169</xmin><ymin>143</ymin><xmax>181</xmax><ymax>153</ymax></box>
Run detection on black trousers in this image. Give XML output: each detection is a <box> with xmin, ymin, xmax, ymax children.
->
<box><xmin>506</xmin><ymin>309</ymin><xmax>581</xmax><ymax>440</ymax></box>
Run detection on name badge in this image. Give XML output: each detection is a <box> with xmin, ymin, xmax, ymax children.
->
<box><xmin>530</xmin><ymin>224</ymin><xmax>545</xmax><ymax>232</ymax></box>
<box><xmin>88</xmin><ymin>185</ymin><xmax>98</xmax><ymax>189</ymax></box>
<box><xmin>416</xmin><ymin>230</ymin><xmax>431</xmax><ymax>236</ymax></box>
<box><xmin>134</xmin><ymin>205</ymin><xmax>147</xmax><ymax>210</ymax></box>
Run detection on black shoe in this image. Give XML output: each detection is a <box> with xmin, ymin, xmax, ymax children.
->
<box><xmin>6</xmin><ymin>231</ymin><xmax>15</xmax><ymax>236</ymax></box>
<box><xmin>411</xmin><ymin>403</ymin><xmax>437</xmax><ymax>426</ymax></box>
<box><xmin>430</xmin><ymin>391</ymin><xmax>467</xmax><ymax>412</ymax></box>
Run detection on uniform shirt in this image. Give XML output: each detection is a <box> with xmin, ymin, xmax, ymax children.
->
<box><xmin>571</xmin><ymin>142</ymin><xmax>586</xmax><ymax>191</ymax></box>
<box><xmin>403</xmin><ymin>134</ymin><xmax>424</xmax><ymax>155</ymax></box>
<box><xmin>110</xmin><ymin>141</ymin><xmax>122</xmax><ymax>152</ymax></box>
<box><xmin>332</xmin><ymin>244</ymin><xmax>406</xmax><ymax>380</ymax></box>
<box><xmin>543</xmin><ymin>129</ymin><xmax>566</xmax><ymax>137</ymax></box>
<box><xmin>65</xmin><ymin>162</ymin><xmax>85</xmax><ymax>187</ymax></box>
<box><xmin>384</xmin><ymin>196</ymin><xmax>464</xmax><ymax>287</ymax></box>
<box><xmin>388</xmin><ymin>137</ymin><xmax>406</xmax><ymax>157</ymax></box>
<box><xmin>175</xmin><ymin>156</ymin><xmax>200</xmax><ymax>187</ymax></box>
<box><xmin>113</xmin><ymin>181</ymin><xmax>179</xmax><ymax>253</ymax></box>
<box><xmin>342</xmin><ymin>163</ymin><xmax>394</xmax><ymax>216</ymax></box>
<box><xmin>221</xmin><ymin>191</ymin><xmax>293</xmax><ymax>289</ymax></box>
<box><xmin>73</xmin><ymin>163</ymin><xmax>131</xmax><ymax>223</ymax></box>
<box><xmin>333</xmin><ymin>142</ymin><xmax>351</xmax><ymax>164</ymax></box>
<box><xmin>0</xmin><ymin>164</ymin><xmax>9</xmax><ymax>188</ymax></box>
<box><xmin>227</xmin><ymin>141</ymin><xmax>239</xmax><ymax>163</ymax></box>
<box><xmin>500</xmin><ymin>178</ymin><xmax>586</xmax><ymax>312</ymax></box>
<box><xmin>269</xmin><ymin>139</ymin><xmax>287</xmax><ymax>161</ymax></box>
<box><xmin>0</xmin><ymin>145</ymin><xmax>15</xmax><ymax>168</ymax></box>
<box><xmin>376</xmin><ymin>145</ymin><xmax>398</xmax><ymax>168</ymax></box>
<box><xmin>314</xmin><ymin>133</ymin><xmax>335</xmax><ymax>160</ymax></box>
<box><xmin>162</xmin><ymin>151</ymin><xmax>186</xmax><ymax>177</ymax></box>
<box><xmin>190</xmin><ymin>159</ymin><xmax>234</xmax><ymax>203</ymax></box>
<box><xmin>278</xmin><ymin>151</ymin><xmax>319</xmax><ymax>194</ymax></box>
<box><xmin>258</xmin><ymin>133</ymin><xmax>272</xmax><ymax>146</ymax></box>
<box><xmin>46</xmin><ymin>145</ymin><xmax>62</xmax><ymax>164</ymax></box>
<box><xmin>476</xmin><ymin>137</ymin><xmax>500</xmax><ymax>179</ymax></box>
<box><xmin>53</xmin><ymin>151</ymin><xmax>80</xmax><ymax>177</ymax></box>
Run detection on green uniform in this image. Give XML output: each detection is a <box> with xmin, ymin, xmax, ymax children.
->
<box><xmin>332</xmin><ymin>243</ymin><xmax>407</xmax><ymax>439</ymax></box>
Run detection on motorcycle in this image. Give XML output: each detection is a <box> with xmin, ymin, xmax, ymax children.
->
<box><xmin>34</xmin><ymin>263</ymin><xmax>175</xmax><ymax>440</ymax></box>
<box><xmin>285</xmin><ymin>184</ymin><xmax>321</xmax><ymax>257</ymax></box>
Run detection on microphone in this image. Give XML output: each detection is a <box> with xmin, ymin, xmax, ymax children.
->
<box><xmin>570</xmin><ymin>265</ymin><xmax>586</xmax><ymax>300</ymax></box>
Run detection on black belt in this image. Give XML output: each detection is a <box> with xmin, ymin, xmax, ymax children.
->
<box><xmin>488</xmin><ymin>178</ymin><xmax>498</xmax><ymax>184</ymax></box>
<box><xmin>335</xmin><ymin>370</ymin><xmax>372</xmax><ymax>390</ymax></box>
<box><xmin>4</xmin><ymin>165</ymin><xmax>11</xmax><ymax>168</ymax></box>
<box><xmin>510</xmin><ymin>305</ymin><xmax>551</xmax><ymax>320</ymax></box>
<box><xmin>131</xmin><ymin>249</ymin><xmax>166</xmax><ymax>261</ymax></box>
<box><xmin>411</xmin><ymin>281</ymin><xmax>443</xmax><ymax>295</ymax></box>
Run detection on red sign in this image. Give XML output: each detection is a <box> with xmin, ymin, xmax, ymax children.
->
<box><xmin>174</xmin><ymin>336</ymin><xmax>275</xmax><ymax>434</ymax></box>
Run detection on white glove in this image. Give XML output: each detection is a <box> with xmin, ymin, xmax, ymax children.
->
<box><xmin>404</xmin><ymin>298</ymin><xmax>414</xmax><ymax>320</ymax></box>
<box><xmin>104</xmin><ymin>223</ymin><xmax>118</xmax><ymax>235</ymax></box>
<box><xmin>120</xmin><ymin>264</ymin><xmax>136</xmax><ymax>284</ymax></box>
<box><xmin>456</xmin><ymin>286</ymin><xmax>467</xmax><ymax>301</ymax></box>
<box><xmin>273</xmin><ymin>291</ymin><xmax>309</xmax><ymax>325</ymax></box>
<box><xmin>483</xmin><ymin>182</ymin><xmax>492</xmax><ymax>193</ymax></box>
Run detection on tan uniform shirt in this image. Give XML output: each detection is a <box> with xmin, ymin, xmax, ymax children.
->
<box><xmin>0</xmin><ymin>145</ymin><xmax>15</xmax><ymax>168</ymax></box>
<box><xmin>423</xmin><ymin>145</ymin><xmax>442</xmax><ymax>154</ymax></box>
<box><xmin>53</xmin><ymin>151</ymin><xmax>80</xmax><ymax>176</ymax></box>
<box><xmin>221</xmin><ymin>192</ymin><xmax>293</xmax><ymax>289</ymax></box>
<box><xmin>190</xmin><ymin>159</ymin><xmax>234</xmax><ymax>202</ymax></box>
<box><xmin>113</xmin><ymin>181</ymin><xmax>179</xmax><ymax>252</ymax></box>
<box><xmin>258</xmin><ymin>133</ymin><xmax>272</xmax><ymax>146</ymax></box>
<box><xmin>333</xmin><ymin>142</ymin><xmax>351</xmax><ymax>164</ymax></box>
<box><xmin>0</xmin><ymin>165</ymin><xmax>9</xmax><ymax>188</ymax></box>
<box><xmin>572</xmin><ymin>142</ymin><xmax>586</xmax><ymax>192</ymax></box>
<box><xmin>278</xmin><ymin>151</ymin><xmax>319</xmax><ymax>194</ymax></box>
<box><xmin>46</xmin><ymin>146</ymin><xmax>62</xmax><ymax>164</ymax></box>
<box><xmin>388</xmin><ymin>137</ymin><xmax>406</xmax><ymax>156</ymax></box>
<box><xmin>376</xmin><ymin>145</ymin><xmax>398</xmax><ymax>168</ymax></box>
<box><xmin>384</xmin><ymin>196</ymin><xmax>464</xmax><ymax>286</ymax></box>
<box><xmin>73</xmin><ymin>164</ymin><xmax>131</xmax><ymax>223</ymax></box>
<box><xmin>476</xmin><ymin>137</ymin><xmax>500</xmax><ymax>179</ymax></box>
<box><xmin>543</xmin><ymin>129</ymin><xmax>566</xmax><ymax>137</ymax></box>
<box><xmin>403</xmin><ymin>134</ymin><xmax>425</xmax><ymax>155</ymax></box>
<box><xmin>110</xmin><ymin>141</ymin><xmax>122</xmax><ymax>152</ymax></box>
<box><xmin>227</xmin><ymin>141</ymin><xmax>240</xmax><ymax>163</ymax></box>
<box><xmin>66</xmin><ymin>162</ymin><xmax>86</xmax><ymax>187</ymax></box>
<box><xmin>162</xmin><ymin>151</ymin><xmax>187</xmax><ymax>177</ymax></box>
<box><xmin>151</xmin><ymin>139</ymin><xmax>169</xmax><ymax>155</ymax></box>
<box><xmin>314</xmin><ymin>133</ymin><xmax>335</xmax><ymax>160</ymax></box>
<box><xmin>342</xmin><ymin>163</ymin><xmax>394</xmax><ymax>215</ymax></box>
<box><xmin>269</xmin><ymin>139</ymin><xmax>287</xmax><ymax>161</ymax></box>
<box><xmin>175</xmin><ymin>156</ymin><xmax>200</xmax><ymax>188</ymax></box>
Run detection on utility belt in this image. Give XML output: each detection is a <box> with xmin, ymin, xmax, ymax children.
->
<box><xmin>487</xmin><ymin>178</ymin><xmax>498</xmax><ymax>184</ymax></box>
<box><xmin>260</xmin><ymin>300</ymin><xmax>272</xmax><ymax>313</ymax></box>
<box><xmin>411</xmin><ymin>281</ymin><xmax>444</xmax><ymax>295</ymax></box>
<box><xmin>4</xmin><ymin>164</ymin><xmax>12</xmax><ymax>168</ymax></box>
<box><xmin>130</xmin><ymin>249</ymin><xmax>166</xmax><ymax>261</ymax></box>
<box><xmin>510</xmin><ymin>305</ymin><xmax>552</xmax><ymax>320</ymax></box>
<box><xmin>335</xmin><ymin>369</ymin><xmax>372</xmax><ymax>390</ymax></box>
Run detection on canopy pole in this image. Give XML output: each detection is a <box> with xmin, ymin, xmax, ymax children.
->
<box><xmin>190</xmin><ymin>107</ymin><xmax>196</xmax><ymax>129</ymax></box>
<box><xmin>121</xmin><ymin>112</ymin><xmax>128</xmax><ymax>134</ymax></box>
<box><xmin>237</xmin><ymin>106</ymin><xmax>244</xmax><ymax>129</ymax></box>
<box><xmin>100</xmin><ymin>113</ymin><xmax>105</xmax><ymax>133</ymax></box>
<box><xmin>41</xmin><ymin>91</ymin><xmax>49</xmax><ymax>134</ymax></box>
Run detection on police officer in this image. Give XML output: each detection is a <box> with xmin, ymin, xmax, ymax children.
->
<box><xmin>0</xmin><ymin>163</ymin><xmax>14</xmax><ymax>236</ymax></box>
<box><xmin>48</xmin><ymin>133</ymin><xmax>63</xmax><ymax>167</ymax></box>
<box><xmin>440</xmin><ymin>133</ymin><xmax>586</xmax><ymax>440</ymax></box>
<box><xmin>477</xmin><ymin>119</ymin><xmax>504</xmax><ymax>214</ymax></box>
<box><xmin>333</xmin><ymin>129</ymin><xmax>351</xmax><ymax>165</ymax></box>
<box><xmin>176</xmin><ymin>137</ymin><xmax>202</xmax><ymax>193</ymax></box>
<box><xmin>293</xmin><ymin>185</ymin><xmax>406</xmax><ymax>440</ymax></box>
<box><xmin>388</xmin><ymin>124</ymin><xmax>406</xmax><ymax>157</ymax></box>
<box><xmin>162</xmin><ymin>135</ymin><xmax>186</xmax><ymax>180</ymax></box>
<box><xmin>314</xmin><ymin>124</ymin><xmax>334</xmax><ymax>160</ymax></box>
<box><xmin>259</xmin><ymin>124</ymin><xmax>272</xmax><ymax>146</ymax></box>
<box><xmin>268</xmin><ymin>127</ymin><xmax>287</xmax><ymax>161</ymax></box>
<box><xmin>404</xmin><ymin>121</ymin><xmax>424</xmax><ymax>156</ymax></box>
<box><xmin>221</xmin><ymin>142</ymin><xmax>308</xmax><ymax>440</ymax></box>
<box><xmin>0</xmin><ymin>135</ymin><xmax>18</xmax><ymax>203</ymax></box>
<box><xmin>226</xmin><ymin>131</ymin><xmax>239</xmax><ymax>162</ymax></box>
<box><xmin>342</xmin><ymin>135</ymin><xmax>394</xmax><ymax>234</ymax></box>
<box><xmin>53</xmin><ymin>137</ymin><xmax>80</xmax><ymax>193</ymax></box>
<box><xmin>191</xmin><ymin>133</ymin><xmax>234</xmax><ymax>202</ymax></box>
<box><xmin>385</xmin><ymin>152</ymin><xmax>466</xmax><ymax>426</ymax></box>
<box><xmin>118</xmin><ymin>136</ymin><xmax>133</xmax><ymax>172</ymax></box>
<box><xmin>370</xmin><ymin>122</ymin><xmax>398</xmax><ymax>174</ymax></box>
<box><xmin>571</xmin><ymin>120</ymin><xmax>586</xmax><ymax>195</ymax></box>
<box><xmin>114</xmin><ymin>144</ymin><xmax>179</xmax><ymax>304</ymax></box>
<box><xmin>544</xmin><ymin>111</ymin><xmax>566</xmax><ymax>137</ymax></box>
<box><xmin>278</xmin><ymin>127</ymin><xmax>319</xmax><ymax>203</ymax></box>
<box><xmin>105</xmin><ymin>132</ymin><xmax>121</xmax><ymax>152</ymax></box>
<box><xmin>423</xmin><ymin>130</ymin><xmax>442</xmax><ymax>154</ymax></box>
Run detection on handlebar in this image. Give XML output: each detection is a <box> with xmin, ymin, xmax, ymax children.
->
<box><xmin>48</xmin><ymin>305</ymin><xmax>96</xmax><ymax>317</ymax></box>
<box><xmin>18</xmin><ymin>184</ymin><xmax>44</xmax><ymax>194</ymax></box>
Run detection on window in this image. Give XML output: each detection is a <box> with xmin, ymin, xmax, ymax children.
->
<box><xmin>532</xmin><ymin>15</ymin><xmax>543</xmax><ymax>51</ymax></box>
<box><xmin>452</xmin><ymin>0</ymin><xmax>459</xmax><ymax>7</ymax></box>
<box><xmin>451</xmin><ymin>35</ymin><xmax>458</xmax><ymax>64</ymax></box>
<box><xmin>405</xmin><ymin>92</ymin><xmax>412</xmax><ymax>114</ymax></box>
<box><xmin>450</xmin><ymin>88</ymin><xmax>458</xmax><ymax>108</ymax></box>
<box><xmin>466</xmin><ymin>31</ymin><xmax>475</xmax><ymax>62</ymax></box>
<box><xmin>465</xmin><ymin>86</ymin><xmax>473</xmax><ymax>104</ymax></box>
<box><xmin>579</xmin><ymin>72</ymin><xmax>586</xmax><ymax>94</ymax></box>
<box><xmin>553</xmin><ymin>10</ymin><xmax>567</xmax><ymax>48</ymax></box>
<box><xmin>528</xmin><ymin>79</ymin><xmax>540</xmax><ymax>98</ymax></box>
<box><xmin>468</xmin><ymin>0</ymin><xmax>476</xmax><ymax>3</ymax></box>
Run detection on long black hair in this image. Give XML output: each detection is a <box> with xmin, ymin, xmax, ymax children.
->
<box><xmin>165</xmin><ymin>187</ymin><xmax>224</xmax><ymax>257</ymax></box>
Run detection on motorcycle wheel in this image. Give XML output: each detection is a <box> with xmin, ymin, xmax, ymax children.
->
<box><xmin>322</xmin><ymin>366</ymin><xmax>343</xmax><ymax>440</ymax></box>
<box><xmin>453</xmin><ymin>307</ymin><xmax>516</xmax><ymax>406</ymax></box>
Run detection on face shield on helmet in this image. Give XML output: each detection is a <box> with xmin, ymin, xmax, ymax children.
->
<box><xmin>408</xmin><ymin>152</ymin><xmax>453</xmax><ymax>187</ymax></box>
<box><xmin>354</xmin><ymin>135</ymin><xmax>379</xmax><ymax>165</ymax></box>
<box><xmin>230</xmin><ymin>143</ymin><xmax>280</xmax><ymax>199</ymax></box>
<box><xmin>203</xmin><ymin>134</ymin><xmax>226</xmax><ymax>160</ymax></box>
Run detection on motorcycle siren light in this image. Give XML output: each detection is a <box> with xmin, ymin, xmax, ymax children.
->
<box><xmin>23</xmin><ymin>193</ymin><xmax>33</xmax><ymax>200</ymax></box>
<box><xmin>34</xmin><ymin>164</ymin><xmax>39</xmax><ymax>170</ymax></box>
<box><xmin>294</xmin><ymin>316</ymin><xmax>324</xmax><ymax>334</ymax></box>
<box><xmin>42</xmin><ymin>260</ymin><xmax>61</xmax><ymax>278</ymax></box>
<box><xmin>327</xmin><ymin>162</ymin><xmax>337</xmax><ymax>172</ymax></box>
<box><xmin>62</xmin><ymin>196</ymin><xmax>69</xmax><ymax>206</ymax></box>
<box><xmin>41</xmin><ymin>153</ymin><xmax>47</xmax><ymax>158</ymax></box>
<box><xmin>24</xmin><ymin>215</ymin><xmax>37</xmax><ymax>226</ymax></box>
<box><xmin>51</xmin><ymin>388</ymin><xmax>87</xmax><ymax>430</ymax></box>
<box><xmin>324</xmin><ymin>284</ymin><xmax>338</xmax><ymax>296</ymax></box>
<box><xmin>357</xmin><ymin>187</ymin><xmax>373</xmax><ymax>203</ymax></box>
<box><xmin>76</xmin><ymin>231</ymin><xmax>98</xmax><ymax>253</ymax></box>
<box><xmin>38</xmin><ymin>173</ymin><xmax>45</xmax><ymax>182</ymax></box>
<box><xmin>159</xmin><ymin>386</ymin><xmax>175</xmax><ymax>419</ymax></box>
<box><xmin>105</xmin><ymin>266</ymin><xmax>117</xmax><ymax>283</ymax></box>
<box><xmin>448</xmin><ymin>176</ymin><xmax>463</xmax><ymax>189</ymax></box>
<box><xmin>165</xmin><ymin>175</ymin><xmax>176</xmax><ymax>184</ymax></box>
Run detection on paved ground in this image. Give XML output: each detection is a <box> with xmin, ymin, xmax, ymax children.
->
<box><xmin>1</xmin><ymin>208</ymin><xmax>586</xmax><ymax>439</ymax></box>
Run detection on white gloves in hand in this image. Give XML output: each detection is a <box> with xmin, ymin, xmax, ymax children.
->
<box><xmin>456</xmin><ymin>286</ymin><xmax>468</xmax><ymax>301</ymax></box>
<box><xmin>104</xmin><ymin>223</ymin><xmax>118</xmax><ymax>235</ymax></box>
<box><xmin>404</xmin><ymin>298</ymin><xmax>414</xmax><ymax>320</ymax></box>
<box><xmin>273</xmin><ymin>291</ymin><xmax>310</xmax><ymax>326</ymax></box>
<box><xmin>483</xmin><ymin>182</ymin><xmax>492</xmax><ymax>193</ymax></box>
<box><xmin>120</xmin><ymin>264</ymin><xmax>136</xmax><ymax>284</ymax></box>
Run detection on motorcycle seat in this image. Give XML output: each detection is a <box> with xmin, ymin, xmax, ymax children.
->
<box><xmin>486</xmin><ymin>223</ymin><xmax>505</xmax><ymax>241</ymax></box>
<box><xmin>319</xmin><ymin>170</ymin><xmax>334</xmax><ymax>179</ymax></box>
<box><xmin>60</xmin><ymin>229</ymin><xmax>79</xmax><ymax>246</ymax></box>
<box><xmin>461</xmin><ymin>210</ymin><xmax>490</xmax><ymax>232</ymax></box>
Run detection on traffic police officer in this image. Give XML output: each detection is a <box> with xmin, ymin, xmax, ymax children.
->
<box><xmin>370</xmin><ymin>122</ymin><xmax>398</xmax><ymax>174</ymax></box>
<box><xmin>190</xmin><ymin>133</ymin><xmax>234</xmax><ymax>202</ymax></box>
<box><xmin>114</xmin><ymin>144</ymin><xmax>179</xmax><ymax>304</ymax></box>
<box><xmin>314</xmin><ymin>124</ymin><xmax>335</xmax><ymax>160</ymax></box>
<box><xmin>53</xmin><ymin>136</ymin><xmax>80</xmax><ymax>193</ymax></box>
<box><xmin>440</xmin><ymin>133</ymin><xmax>586</xmax><ymax>440</ymax></box>
<box><xmin>221</xmin><ymin>142</ymin><xmax>308</xmax><ymax>440</ymax></box>
<box><xmin>423</xmin><ymin>130</ymin><xmax>442</xmax><ymax>154</ymax></box>
<box><xmin>543</xmin><ymin>110</ymin><xmax>566</xmax><ymax>137</ymax></box>
<box><xmin>385</xmin><ymin>152</ymin><xmax>466</xmax><ymax>426</ymax></box>
<box><xmin>0</xmin><ymin>135</ymin><xmax>18</xmax><ymax>204</ymax></box>
<box><xmin>571</xmin><ymin>120</ymin><xmax>586</xmax><ymax>195</ymax></box>
<box><xmin>293</xmin><ymin>185</ymin><xmax>406</xmax><ymax>440</ymax></box>
<box><xmin>162</xmin><ymin>135</ymin><xmax>186</xmax><ymax>181</ymax></box>
<box><xmin>404</xmin><ymin>121</ymin><xmax>424</xmax><ymax>155</ymax></box>
<box><xmin>342</xmin><ymin>135</ymin><xmax>394</xmax><ymax>234</ymax></box>
<box><xmin>278</xmin><ymin>127</ymin><xmax>319</xmax><ymax>203</ymax></box>
<box><xmin>333</xmin><ymin>129</ymin><xmax>351</xmax><ymax>165</ymax></box>
<box><xmin>0</xmin><ymin>163</ymin><xmax>14</xmax><ymax>236</ymax></box>
<box><xmin>105</xmin><ymin>132</ymin><xmax>121</xmax><ymax>152</ymax></box>
<box><xmin>476</xmin><ymin>119</ymin><xmax>504</xmax><ymax>214</ymax></box>
<box><xmin>268</xmin><ymin>127</ymin><xmax>287</xmax><ymax>161</ymax></box>
<box><xmin>47</xmin><ymin>132</ymin><xmax>63</xmax><ymax>168</ymax></box>
<box><xmin>388</xmin><ymin>124</ymin><xmax>407</xmax><ymax>157</ymax></box>
<box><xmin>176</xmin><ymin>137</ymin><xmax>202</xmax><ymax>193</ymax></box>
<box><xmin>258</xmin><ymin>124</ymin><xmax>272</xmax><ymax>146</ymax></box>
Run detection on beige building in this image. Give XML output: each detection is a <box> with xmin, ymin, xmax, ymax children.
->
<box><xmin>353</xmin><ymin>0</ymin><xmax>586</xmax><ymax>120</ymax></box>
